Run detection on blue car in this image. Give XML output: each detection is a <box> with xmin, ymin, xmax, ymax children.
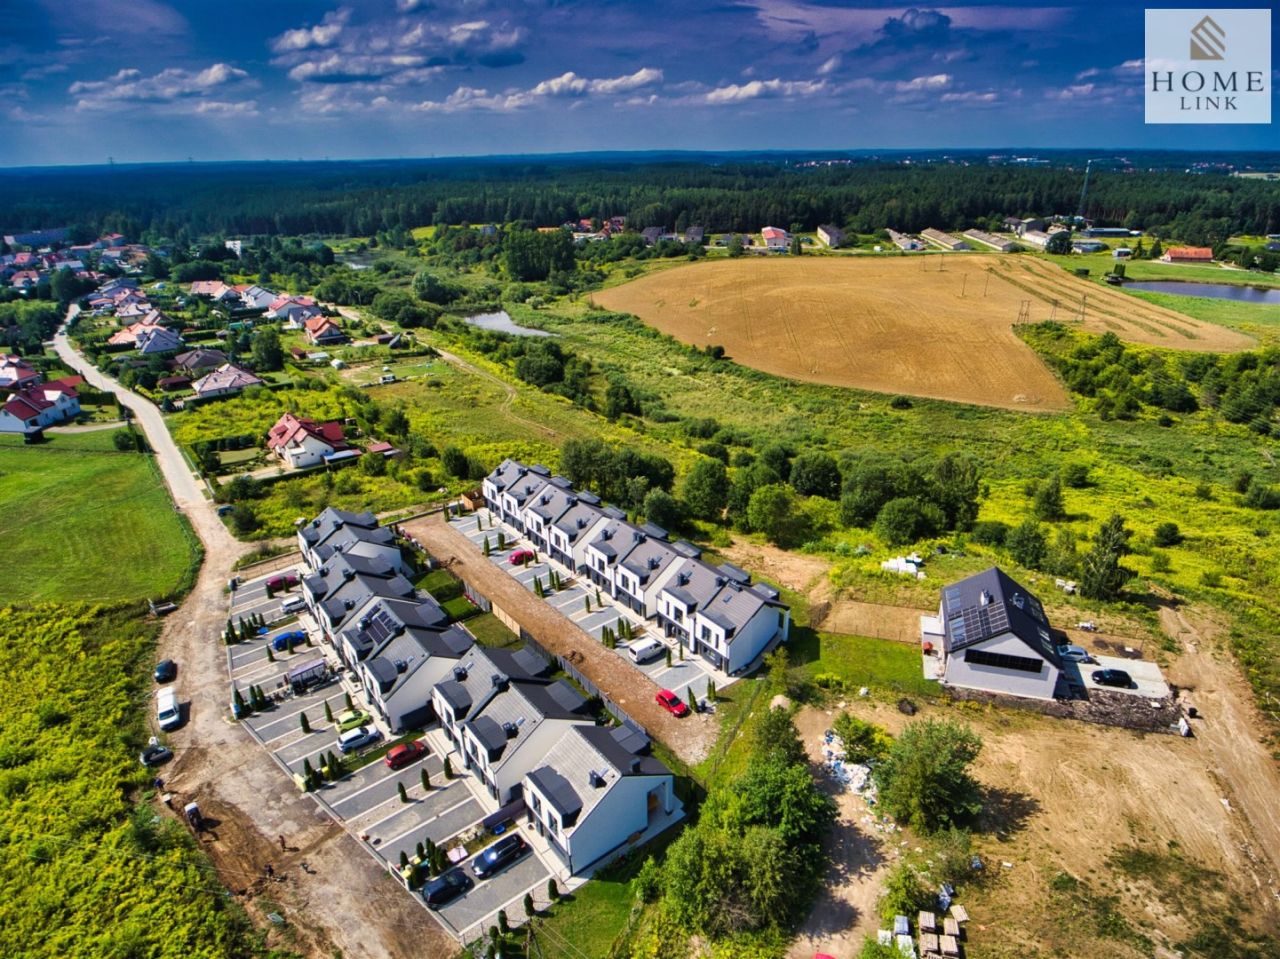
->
<box><xmin>272</xmin><ymin>630</ymin><xmax>307</xmax><ymax>651</ymax></box>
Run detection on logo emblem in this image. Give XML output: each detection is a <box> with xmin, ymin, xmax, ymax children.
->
<box><xmin>1189</xmin><ymin>14</ymin><xmax>1225</xmax><ymax>60</ymax></box>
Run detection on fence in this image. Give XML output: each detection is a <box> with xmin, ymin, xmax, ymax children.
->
<box><xmin>518</xmin><ymin>630</ymin><xmax>648</xmax><ymax>738</ymax></box>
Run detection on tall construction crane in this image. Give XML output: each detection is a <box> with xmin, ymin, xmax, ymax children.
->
<box><xmin>1077</xmin><ymin>159</ymin><xmax>1096</xmax><ymax>220</ymax></box>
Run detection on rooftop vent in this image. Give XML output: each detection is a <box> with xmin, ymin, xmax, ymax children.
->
<box><xmin>395</xmin><ymin>659</ymin><xmax>408</xmax><ymax>674</ymax></box>
<box><xmin>490</xmin><ymin>672</ymin><xmax>509</xmax><ymax>691</ymax></box>
<box><xmin>980</xmin><ymin>590</ymin><xmax>992</xmax><ymax>606</ymax></box>
<box><xmin>453</xmin><ymin>665</ymin><xmax>468</xmax><ymax>681</ymax></box>
<box><xmin>502</xmin><ymin>721</ymin><xmax>519</xmax><ymax>738</ymax></box>
<box><xmin>588</xmin><ymin>770</ymin><xmax>606</xmax><ymax>788</ymax></box>
<box><xmin>648</xmin><ymin>556</ymin><xmax>661</xmax><ymax>570</ymax></box>
<box><xmin>630</xmin><ymin>758</ymin><xmax>641</xmax><ymax>773</ymax></box>
<box><xmin>343</xmin><ymin>599</ymin><xmax>355</xmax><ymax>610</ymax></box>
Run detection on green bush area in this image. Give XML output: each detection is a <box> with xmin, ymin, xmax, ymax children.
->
<box><xmin>0</xmin><ymin>434</ymin><xmax>199</xmax><ymax>603</ymax></box>
<box><xmin>0</xmin><ymin>605</ymin><xmax>279</xmax><ymax>959</ymax></box>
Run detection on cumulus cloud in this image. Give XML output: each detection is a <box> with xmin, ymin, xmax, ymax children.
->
<box><xmin>69</xmin><ymin>63</ymin><xmax>254</xmax><ymax>111</ymax></box>
<box><xmin>287</xmin><ymin>53</ymin><xmax>427</xmax><ymax>83</ymax></box>
<box><xmin>412</xmin><ymin>67</ymin><xmax>664</xmax><ymax>112</ymax></box>
<box><xmin>892</xmin><ymin>73</ymin><xmax>950</xmax><ymax>92</ymax></box>
<box><xmin>703</xmin><ymin>77</ymin><xmax>825</xmax><ymax>104</ymax></box>
<box><xmin>270</xmin><ymin>9</ymin><xmax>350</xmax><ymax>54</ymax></box>
<box><xmin>1045</xmin><ymin>83</ymin><xmax>1095</xmax><ymax>101</ymax></box>
<box><xmin>817</xmin><ymin>55</ymin><xmax>840</xmax><ymax>76</ymax></box>
<box><xmin>940</xmin><ymin>90</ymin><xmax>998</xmax><ymax>104</ymax></box>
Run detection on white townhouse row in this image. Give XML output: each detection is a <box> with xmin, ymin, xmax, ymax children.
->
<box><xmin>482</xmin><ymin>459</ymin><xmax>791</xmax><ymax>674</ymax></box>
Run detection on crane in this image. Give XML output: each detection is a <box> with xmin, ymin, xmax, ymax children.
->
<box><xmin>1077</xmin><ymin>159</ymin><xmax>1096</xmax><ymax>220</ymax></box>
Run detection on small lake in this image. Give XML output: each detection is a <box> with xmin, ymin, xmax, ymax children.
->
<box><xmin>336</xmin><ymin>253</ymin><xmax>375</xmax><ymax>271</ymax></box>
<box><xmin>463</xmin><ymin>311</ymin><xmax>553</xmax><ymax>337</ymax></box>
<box><xmin>1124</xmin><ymin>280</ymin><xmax>1280</xmax><ymax>305</ymax></box>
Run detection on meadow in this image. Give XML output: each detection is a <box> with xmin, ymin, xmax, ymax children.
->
<box><xmin>0</xmin><ymin>432</ymin><xmax>200</xmax><ymax>604</ymax></box>
<box><xmin>591</xmin><ymin>255</ymin><xmax>1250</xmax><ymax>411</ymax></box>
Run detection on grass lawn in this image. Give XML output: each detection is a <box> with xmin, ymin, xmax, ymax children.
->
<box><xmin>0</xmin><ymin>433</ymin><xmax>199</xmax><ymax>603</ymax></box>
<box><xmin>1122</xmin><ymin>289</ymin><xmax>1280</xmax><ymax>335</ymax></box>
<box><xmin>789</xmin><ymin>627</ymin><xmax>937</xmax><ymax>700</ymax></box>
<box><xmin>462</xmin><ymin>611</ymin><xmax>519</xmax><ymax>648</ymax></box>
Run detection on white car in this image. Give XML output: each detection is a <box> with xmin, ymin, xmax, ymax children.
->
<box><xmin>1058</xmin><ymin>644</ymin><xmax>1091</xmax><ymax>663</ymax></box>
<box><xmin>337</xmin><ymin>725</ymin><xmax>383</xmax><ymax>754</ymax></box>
<box><xmin>1076</xmin><ymin>621</ymin><xmax>1098</xmax><ymax>631</ymax></box>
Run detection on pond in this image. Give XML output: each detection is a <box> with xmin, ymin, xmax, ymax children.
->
<box><xmin>335</xmin><ymin>252</ymin><xmax>376</xmax><ymax>270</ymax></box>
<box><xmin>463</xmin><ymin>311</ymin><xmax>553</xmax><ymax>337</ymax></box>
<box><xmin>1124</xmin><ymin>280</ymin><xmax>1280</xmax><ymax>305</ymax></box>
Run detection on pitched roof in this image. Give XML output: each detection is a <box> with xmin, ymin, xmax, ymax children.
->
<box><xmin>1164</xmin><ymin>246</ymin><xmax>1213</xmax><ymax>260</ymax></box>
<box><xmin>940</xmin><ymin>566</ymin><xmax>1061</xmax><ymax>667</ymax></box>
<box><xmin>190</xmin><ymin>363</ymin><xmax>263</xmax><ymax>395</ymax></box>
<box><xmin>172</xmin><ymin>347</ymin><xmax>227</xmax><ymax>371</ymax></box>
<box><xmin>267</xmin><ymin>412</ymin><xmax>348</xmax><ymax>452</ymax></box>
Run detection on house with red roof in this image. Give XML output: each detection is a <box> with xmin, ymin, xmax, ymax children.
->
<box><xmin>760</xmin><ymin>226</ymin><xmax>789</xmax><ymax>251</ymax></box>
<box><xmin>0</xmin><ymin>354</ymin><xmax>41</xmax><ymax>391</ymax></box>
<box><xmin>0</xmin><ymin>380</ymin><xmax>81</xmax><ymax>435</ymax></box>
<box><xmin>108</xmin><ymin>314</ymin><xmax>167</xmax><ymax>347</ymax></box>
<box><xmin>189</xmin><ymin>280</ymin><xmax>240</xmax><ymax>302</ymax></box>
<box><xmin>303</xmin><ymin>315</ymin><xmax>346</xmax><ymax>345</ymax></box>
<box><xmin>266</xmin><ymin>412</ymin><xmax>351</xmax><ymax>469</ymax></box>
<box><xmin>269</xmin><ymin>295</ymin><xmax>323</xmax><ymax>325</ymax></box>
<box><xmin>1160</xmin><ymin>246</ymin><xmax>1214</xmax><ymax>264</ymax></box>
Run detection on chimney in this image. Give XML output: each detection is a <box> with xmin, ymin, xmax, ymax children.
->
<box><xmin>630</xmin><ymin>758</ymin><xmax>641</xmax><ymax>773</ymax></box>
<box><xmin>453</xmin><ymin>665</ymin><xmax>468</xmax><ymax>681</ymax></box>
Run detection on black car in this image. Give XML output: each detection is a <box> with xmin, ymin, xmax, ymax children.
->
<box><xmin>422</xmin><ymin>868</ymin><xmax>474</xmax><ymax>909</ymax></box>
<box><xmin>1092</xmin><ymin>668</ymin><xmax>1135</xmax><ymax>689</ymax></box>
<box><xmin>472</xmin><ymin>834</ymin><xmax>530</xmax><ymax>880</ymax></box>
<box><xmin>140</xmin><ymin>743</ymin><xmax>173</xmax><ymax>767</ymax></box>
<box><xmin>154</xmin><ymin>659</ymin><xmax>177</xmax><ymax>683</ymax></box>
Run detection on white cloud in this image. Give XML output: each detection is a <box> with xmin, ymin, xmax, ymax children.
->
<box><xmin>413</xmin><ymin>67</ymin><xmax>663</xmax><ymax>112</ymax></box>
<box><xmin>287</xmin><ymin>53</ymin><xmax>426</xmax><ymax>83</ymax></box>
<box><xmin>893</xmin><ymin>74</ymin><xmax>951</xmax><ymax>92</ymax></box>
<box><xmin>940</xmin><ymin>90</ymin><xmax>998</xmax><ymax>103</ymax></box>
<box><xmin>1045</xmin><ymin>83</ymin><xmax>1094</xmax><ymax>101</ymax></box>
<box><xmin>69</xmin><ymin>63</ymin><xmax>253</xmax><ymax>111</ymax></box>
<box><xmin>195</xmin><ymin>99</ymin><xmax>259</xmax><ymax>116</ymax></box>
<box><xmin>270</xmin><ymin>9</ymin><xmax>350</xmax><ymax>54</ymax></box>
<box><xmin>817</xmin><ymin>55</ymin><xmax>840</xmax><ymax>76</ymax></box>
<box><xmin>703</xmin><ymin>77</ymin><xmax>825</xmax><ymax>104</ymax></box>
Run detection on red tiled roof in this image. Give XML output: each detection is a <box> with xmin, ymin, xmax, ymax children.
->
<box><xmin>266</xmin><ymin>412</ymin><xmax>348</xmax><ymax>452</ymax></box>
<box><xmin>1164</xmin><ymin>246</ymin><xmax>1212</xmax><ymax>260</ymax></box>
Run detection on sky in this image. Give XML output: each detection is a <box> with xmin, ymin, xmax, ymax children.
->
<box><xmin>1</xmin><ymin>0</ymin><xmax>1276</xmax><ymax>167</ymax></box>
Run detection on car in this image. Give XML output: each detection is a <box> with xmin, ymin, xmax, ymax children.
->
<box><xmin>628</xmin><ymin>638</ymin><xmax>664</xmax><ymax>664</ymax></box>
<box><xmin>1092</xmin><ymin>668</ymin><xmax>1135</xmax><ymax>689</ymax></box>
<box><xmin>267</xmin><ymin>573</ymin><xmax>300</xmax><ymax>591</ymax></box>
<box><xmin>1076</xmin><ymin>620</ymin><xmax>1098</xmax><ymax>632</ymax></box>
<box><xmin>385</xmin><ymin>740</ymin><xmax>429</xmax><ymax>769</ymax></box>
<box><xmin>472</xmin><ymin>833</ymin><xmax>530</xmax><ymax>879</ymax></box>
<box><xmin>422</xmin><ymin>868</ymin><xmax>474</xmax><ymax>909</ymax></box>
<box><xmin>272</xmin><ymin>629</ymin><xmax>307</xmax><ymax>651</ymax></box>
<box><xmin>280</xmin><ymin>596</ymin><xmax>306</xmax><ymax>614</ymax></box>
<box><xmin>508</xmin><ymin>549</ymin><xmax>535</xmax><ymax>565</ymax></box>
<box><xmin>655</xmin><ymin>689</ymin><xmax>690</xmax><ymax>718</ymax></box>
<box><xmin>139</xmin><ymin>742</ymin><xmax>173</xmax><ymax>767</ymax></box>
<box><xmin>335</xmin><ymin>708</ymin><xmax>372</xmax><ymax>732</ymax></box>
<box><xmin>154</xmin><ymin>659</ymin><xmax>177</xmax><ymax>683</ymax></box>
<box><xmin>1057</xmin><ymin>644</ymin><xmax>1091</xmax><ymax>663</ymax></box>
<box><xmin>337</xmin><ymin>725</ymin><xmax>382</xmax><ymax>754</ymax></box>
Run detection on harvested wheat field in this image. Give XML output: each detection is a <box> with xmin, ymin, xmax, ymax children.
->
<box><xmin>592</xmin><ymin>256</ymin><xmax>1254</xmax><ymax>411</ymax></box>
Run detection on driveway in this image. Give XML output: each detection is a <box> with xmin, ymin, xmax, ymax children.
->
<box><xmin>1068</xmin><ymin>654</ymin><xmax>1171</xmax><ymax>700</ymax></box>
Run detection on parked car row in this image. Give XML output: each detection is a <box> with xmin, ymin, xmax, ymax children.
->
<box><xmin>422</xmin><ymin>834</ymin><xmax>532</xmax><ymax>910</ymax></box>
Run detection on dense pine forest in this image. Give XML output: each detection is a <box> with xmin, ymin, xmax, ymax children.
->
<box><xmin>2</xmin><ymin>151</ymin><xmax>1279</xmax><ymax>247</ymax></box>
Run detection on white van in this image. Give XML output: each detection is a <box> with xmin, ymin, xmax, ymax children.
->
<box><xmin>280</xmin><ymin>596</ymin><xmax>306</xmax><ymax>615</ymax></box>
<box><xmin>156</xmin><ymin>687</ymin><xmax>181</xmax><ymax>731</ymax></box>
<box><xmin>628</xmin><ymin>638</ymin><xmax>664</xmax><ymax>664</ymax></box>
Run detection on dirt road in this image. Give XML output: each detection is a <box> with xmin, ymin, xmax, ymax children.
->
<box><xmin>56</xmin><ymin>314</ymin><xmax>457</xmax><ymax>958</ymax></box>
<box><xmin>402</xmin><ymin>511</ymin><xmax>718</xmax><ymax>765</ymax></box>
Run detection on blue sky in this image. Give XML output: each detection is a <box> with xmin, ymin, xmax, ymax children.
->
<box><xmin>1</xmin><ymin>0</ymin><xmax>1275</xmax><ymax>166</ymax></box>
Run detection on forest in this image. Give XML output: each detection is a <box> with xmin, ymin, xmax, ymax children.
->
<box><xmin>3</xmin><ymin>151</ymin><xmax>1279</xmax><ymax>248</ymax></box>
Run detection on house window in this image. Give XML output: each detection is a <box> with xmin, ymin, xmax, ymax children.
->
<box><xmin>548</xmin><ymin>817</ymin><xmax>558</xmax><ymax>835</ymax></box>
<box><xmin>964</xmin><ymin>649</ymin><xmax>1044</xmax><ymax>674</ymax></box>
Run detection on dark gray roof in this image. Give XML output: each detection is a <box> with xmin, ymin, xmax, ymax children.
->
<box><xmin>941</xmin><ymin>566</ymin><xmax>1061</xmax><ymax>667</ymax></box>
<box><xmin>469</xmin><ymin>715</ymin><xmax>509</xmax><ymax>754</ymax></box>
<box><xmin>587</xmin><ymin>519</ymin><xmax>638</xmax><ymax>561</ymax></box>
<box><xmin>485</xmin><ymin>458</ymin><xmax>527</xmax><ymax>493</ymax></box>
<box><xmin>620</xmin><ymin>535</ymin><xmax>679</xmax><ymax>585</ymax></box>
<box><xmin>511</xmin><ymin>647</ymin><xmax>550</xmax><ymax>678</ymax></box>
<box><xmin>436</xmin><ymin>679</ymin><xmax>470</xmax><ymax>713</ymax></box>
<box><xmin>609</xmin><ymin>724</ymin><xmax>650</xmax><ymax>755</ymax></box>
<box><xmin>366</xmin><ymin>658</ymin><xmax>399</xmax><ymax>689</ymax></box>
<box><xmin>546</xmin><ymin>679</ymin><xmax>588</xmax><ymax>715</ymax></box>
<box><xmin>526</xmin><ymin>484</ymin><xmax>576</xmax><ymax>523</ymax></box>
<box><xmin>527</xmin><ymin>766</ymin><xmax>583</xmax><ymax>820</ymax></box>
<box><xmin>577</xmin><ymin>725</ymin><xmax>669</xmax><ymax>776</ymax></box>
<box><xmin>301</xmin><ymin>507</ymin><xmax>379</xmax><ymax>546</ymax></box>
<box><xmin>551</xmin><ymin>500</ymin><xmax>605</xmax><ymax>542</ymax></box>
<box><xmin>661</xmin><ymin>558</ymin><xmax>726</xmax><ymax>610</ymax></box>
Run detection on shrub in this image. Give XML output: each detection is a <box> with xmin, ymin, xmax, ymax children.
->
<box><xmin>1153</xmin><ymin>522</ymin><xmax>1182</xmax><ymax>547</ymax></box>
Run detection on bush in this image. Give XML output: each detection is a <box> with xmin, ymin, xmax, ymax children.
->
<box><xmin>832</xmin><ymin>713</ymin><xmax>893</xmax><ymax>764</ymax></box>
<box><xmin>968</xmin><ymin>520</ymin><xmax>1009</xmax><ymax>546</ymax></box>
<box><xmin>1061</xmin><ymin>462</ymin><xmax>1090</xmax><ymax>488</ymax></box>
<box><xmin>873</xmin><ymin>497</ymin><xmax>944</xmax><ymax>546</ymax></box>
<box><xmin>874</xmin><ymin>718</ymin><xmax>982</xmax><ymax>832</ymax></box>
<box><xmin>1153</xmin><ymin>522</ymin><xmax>1182</xmax><ymax>547</ymax></box>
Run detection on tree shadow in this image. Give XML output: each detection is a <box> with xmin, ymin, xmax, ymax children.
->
<box><xmin>977</xmin><ymin>784</ymin><xmax>1040</xmax><ymax>839</ymax></box>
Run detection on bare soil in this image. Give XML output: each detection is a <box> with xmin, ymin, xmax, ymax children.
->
<box><xmin>592</xmin><ymin>257</ymin><xmax>1252</xmax><ymax>411</ymax></box>
<box><xmin>401</xmin><ymin>511</ymin><xmax>718</xmax><ymax>766</ymax></box>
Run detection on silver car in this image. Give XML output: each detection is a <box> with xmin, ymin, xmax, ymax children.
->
<box><xmin>1058</xmin><ymin>644</ymin><xmax>1091</xmax><ymax>663</ymax></box>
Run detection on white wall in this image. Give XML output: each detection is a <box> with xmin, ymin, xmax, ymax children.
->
<box><xmin>562</xmin><ymin>776</ymin><xmax>670</xmax><ymax>874</ymax></box>
<box><xmin>943</xmin><ymin>631</ymin><xmax>1058</xmax><ymax>700</ymax></box>
<box><xmin>725</xmin><ymin>604</ymin><xmax>785</xmax><ymax>674</ymax></box>
<box><xmin>465</xmin><ymin>718</ymin><xmax>589</xmax><ymax>805</ymax></box>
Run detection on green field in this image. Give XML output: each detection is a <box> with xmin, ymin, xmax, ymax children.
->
<box><xmin>0</xmin><ymin>433</ymin><xmax>199</xmax><ymax>604</ymax></box>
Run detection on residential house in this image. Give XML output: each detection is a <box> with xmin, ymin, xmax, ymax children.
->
<box><xmin>610</xmin><ymin>527</ymin><xmax>688</xmax><ymax>617</ymax></box>
<box><xmin>546</xmin><ymin>495</ymin><xmax>607</xmax><ymax>571</ymax></box>
<box><xmin>431</xmin><ymin>645</ymin><xmax>553</xmax><ymax>755</ymax></box>
<box><xmin>303</xmin><ymin>315</ymin><xmax>346</xmax><ymax>345</ymax></box>
<box><xmin>135</xmin><ymin>326</ymin><xmax>185</xmax><ymax>355</ymax></box>
<box><xmin>1071</xmin><ymin>239</ymin><xmax>1109</xmax><ymax>254</ymax></box>
<box><xmin>962</xmin><ymin>229</ymin><xmax>1015</xmax><ymax>252</ymax></box>
<box><xmin>189</xmin><ymin>363</ymin><xmax>264</xmax><ymax>399</ymax></box>
<box><xmin>921</xmin><ymin>566</ymin><xmax>1062</xmax><ymax>701</ymax></box>
<box><xmin>921</xmin><ymin>228</ymin><xmax>971</xmax><ymax>251</ymax></box>
<box><xmin>1161</xmin><ymin>246</ymin><xmax>1213</xmax><ymax>264</ymax></box>
<box><xmin>816</xmin><ymin>224</ymin><xmax>846</xmax><ymax>247</ymax></box>
<box><xmin>495</xmin><ymin>463</ymin><xmax>552</xmax><ymax>532</ymax></box>
<box><xmin>297</xmin><ymin>507</ymin><xmax>405</xmax><ymax>574</ymax></box>
<box><xmin>887</xmin><ymin>229</ymin><xmax>923</xmax><ymax>251</ymax></box>
<box><xmin>189</xmin><ymin>280</ymin><xmax>240</xmax><ymax>303</ymax></box>
<box><xmin>108</xmin><ymin>315</ymin><xmax>165</xmax><ymax>347</ymax></box>
<box><xmin>340</xmin><ymin>596</ymin><xmax>471</xmax><ymax>731</ymax></box>
<box><xmin>761</xmin><ymin>226</ymin><xmax>789</xmax><ymax>250</ymax></box>
<box><xmin>234</xmin><ymin>284</ymin><xmax>278</xmax><ymax>310</ymax></box>
<box><xmin>0</xmin><ymin>354</ymin><xmax>40</xmax><ymax>391</ymax></box>
<box><xmin>524</xmin><ymin>725</ymin><xmax>675</xmax><ymax>875</ymax></box>
<box><xmin>266</xmin><ymin>412</ymin><xmax>350</xmax><ymax>469</ymax></box>
<box><xmin>268</xmin><ymin>295</ymin><xmax>320</xmax><ymax>322</ymax></box>
<box><xmin>519</xmin><ymin>477</ymin><xmax>576</xmax><ymax>554</ymax></box>
<box><xmin>157</xmin><ymin>375</ymin><xmax>191</xmax><ymax>391</ymax></box>
<box><xmin>640</xmin><ymin>227</ymin><xmax>663</xmax><ymax>246</ymax></box>
<box><xmin>0</xmin><ymin>380</ymin><xmax>80</xmax><ymax>435</ymax></box>
<box><xmin>301</xmin><ymin>552</ymin><xmax>418</xmax><ymax>645</ymax></box>
<box><xmin>683</xmin><ymin>226</ymin><xmax>705</xmax><ymax>245</ymax></box>
<box><xmin>171</xmin><ymin>348</ymin><xmax>228</xmax><ymax>375</ymax></box>
<box><xmin>10</xmin><ymin>270</ymin><xmax>40</xmax><ymax>291</ymax></box>
<box><xmin>458</xmin><ymin>675</ymin><xmax>593</xmax><ymax>804</ymax></box>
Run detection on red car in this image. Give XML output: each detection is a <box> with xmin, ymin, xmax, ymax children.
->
<box><xmin>267</xmin><ymin>573</ymin><xmax>300</xmax><ymax>591</ymax></box>
<box><xmin>384</xmin><ymin>740</ymin><xmax>429</xmax><ymax>770</ymax></box>
<box><xmin>508</xmin><ymin>549</ymin><xmax>535</xmax><ymax>565</ymax></box>
<box><xmin>655</xmin><ymin>689</ymin><xmax>690</xmax><ymax>718</ymax></box>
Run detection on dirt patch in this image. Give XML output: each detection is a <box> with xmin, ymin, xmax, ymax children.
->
<box><xmin>401</xmin><ymin>512</ymin><xmax>718</xmax><ymax>766</ymax></box>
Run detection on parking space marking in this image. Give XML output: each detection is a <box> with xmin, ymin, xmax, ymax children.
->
<box><xmin>374</xmin><ymin>794</ymin><xmax>473</xmax><ymax>848</ymax></box>
<box><xmin>330</xmin><ymin>757</ymin><xmax>445</xmax><ymax>815</ymax></box>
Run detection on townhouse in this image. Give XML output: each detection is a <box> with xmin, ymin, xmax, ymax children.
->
<box><xmin>431</xmin><ymin>645</ymin><xmax>554</xmax><ymax>757</ymax></box>
<box><xmin>302</xmin><ymin>552</ymin><xmax>419</xmax><ymax>643</ymax></box>
<box><xmin>297</xmin><ymin>507</ymin><xmax>408</xmax><ymax>577</ymax></box>
<box><xmin>519</xmin><ymin>477</ymin><xmax>577</xmax><ymax>553</ymax></box>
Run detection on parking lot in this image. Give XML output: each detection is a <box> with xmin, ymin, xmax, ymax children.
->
<box><xmin>1068</xmin><ymin>654</ymin><xmax>1171</xmax><ymax>700</ymax></box>
<box><xmin>227</xmin><ymin>565</ymin><xmax>552</xmax><ymax>941</ymax></box>
<box><xmin>452</xmin><ymin>510</ymin><xmax>728</xmax><ymax>706</ymax></box>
